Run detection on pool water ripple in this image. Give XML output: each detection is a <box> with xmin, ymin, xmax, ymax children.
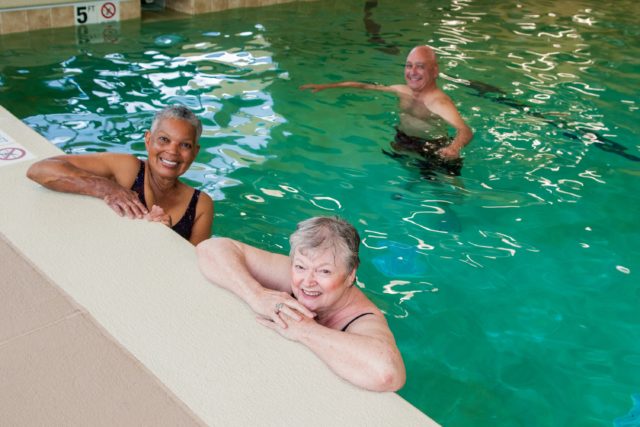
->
<box><xmin>2</xmin><ymin>0</ymin><xmax>639</xmax><ymax>425</ymax></box>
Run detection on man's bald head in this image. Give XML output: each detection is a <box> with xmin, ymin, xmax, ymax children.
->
<box><xmin>408</xmin><ymin>45</ymin><xmax>439</xmax><ymax>72</ymax></box>
<box><xmin>404</xmin><ymin>45</ymin><xmax>440</xmax><ymax>91</ymax></box>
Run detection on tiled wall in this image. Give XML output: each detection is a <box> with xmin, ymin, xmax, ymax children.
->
<box><xmin>0</xmin><ymin>0</ymin><xmax>310</xmax><ymax>35</ymax></box>
<box><xmin>166</xmin><ymin>0</ymin><xmax>303</xmax><ymax>15</ymax></box>
<box><xmin>0</xmin><ymin>0</ymin><xmax>140</xmax><ymax>35</ymax></box>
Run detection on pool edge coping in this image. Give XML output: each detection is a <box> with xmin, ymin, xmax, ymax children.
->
<box><xmin>0</xmin><ymin>104</ymin><xmax>440</xmax><ymax>426</ymax></box>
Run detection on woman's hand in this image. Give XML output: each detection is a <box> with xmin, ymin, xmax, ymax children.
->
<box><xmin>144</xmin><ymin>204</ymin><xmax>172</xmax><ymax>227</ymax></box>
<box><xmin>256</xmin><ymin>307</ymin><xmax>317</xmax><ymax>341</ymax></box>
<box><xmin>103</xmin><ymin>186</ymin><xmax>148</xmax><ymax>219</ymax></box>
<box><xmin>251</xmin><ymin>289</ymin><xmax>315</xmax><ymax>328</ymax></box>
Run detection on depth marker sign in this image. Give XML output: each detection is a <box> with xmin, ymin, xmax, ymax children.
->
<box><xmin>75</xmin><ymin>1</ymin><xmax>120</xmax><ymax>25</ymax></box>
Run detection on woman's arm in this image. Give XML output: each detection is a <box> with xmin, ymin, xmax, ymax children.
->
<box><xmin>189</xmin><ymin>192</ymin><xmax>214</xmax><ymax>245</ymax></box>
<box><xmin>26</xmin><ymin>153</ymin><xmax>148</xmax><ymax>218</ymax></box>
<box><xmin>196</xmin><ymin>238</ymin><xmax>315</xmax><ymax>326</ymax></box>
<box><xmin>258</xmin><ymin>312</ymin><xmax>406</xmax><ymax>392</ymax></box>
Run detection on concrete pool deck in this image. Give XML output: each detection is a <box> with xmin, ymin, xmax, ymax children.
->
<box><xmin>0</xmin><ymin>105</ymin><xmax>439</xmax><ymax>426</ymax></box>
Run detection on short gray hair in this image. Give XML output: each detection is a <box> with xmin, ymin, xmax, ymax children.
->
<box><xmin>151</xmin><ymin>105</ymin><xmax>203</xmax><ymax>142</ymax></box>
<box><xmin>289</xmin><ymin>216</ymin><xmax>360</xmax><ymax>272</ymax></box>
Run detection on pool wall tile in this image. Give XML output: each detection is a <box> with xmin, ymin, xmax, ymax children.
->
<box><xmin>226</xmin><ymin>0</ymin><xmax>243</xmax><ymax>9</ymax></box>
<box><xmin>164</xmin><ymin>0</ymin><xmax>300</xmax><ymax>15</ymax></box>
<box><xmin>121</xmin><ymin>0</ymin><xmax>142</xmax><ymax>20</ymax></box>
<box><xmin>0</xmin><ymin>0</ymin><xmax>73</xmax><ymax>7</ymax></box>
<box><xmin>209</xmin><ymin>0</ymin><xmax>230</xmax><ymax>13</ymax></box>
<box><xmin>194</xmin><ymin>0</ymin><xmax>211</xmax><ymax>14</ymax></box>
<box><xmin>50</xmin><ymin>5</ymin><xmax>75</xmax><ymax>28</ymax></box>
<box><xmin>0</xmin><ymin>0</ymin><xmax>311</xmax><ymax>33</ymax></box>
<box><xmin>0</xmin><ymin>10</ymin><xmax>28</xmax><ymax>34</ymax></box>
<box><xmin>0</xmin><ymin>0</ymin><xmax>139</xmax><ymax>35</ymax></box>
<box><xmin>26</xmin><ymin>8</ymin><xmax>51</xmax><ymax>31</ymax></box>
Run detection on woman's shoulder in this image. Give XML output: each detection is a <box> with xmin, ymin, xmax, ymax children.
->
<box><xmin>350</xmin><ymin>287</ymin><xmax>383</xmax><ymax>313</ymax></box>
<box><xmin>327</xmin><ymin>287</ymin><xmax>384</xmax><ymax>331</ymax></box>
<box><xmin>96</xmin><ymin>153</ymin><xmax>141</xmax><ymax>184</ymax></box>
<box><xmin>189</xmin><ymin>185</ymin><xmax>213</xmax><ymax>211</ymax></box>
<box><xmin>100</xmin><ymin>152</ymin><xmax>140</xmax><ymax>164</ymax></box>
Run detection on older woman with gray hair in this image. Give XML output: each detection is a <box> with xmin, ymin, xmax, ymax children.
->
<box><xmin>27</xmin><ymin>104</ymin><xmax>213</xmax><ymax>245</ymax></box>
<box><xmin>196</xmin><ymin>216</ymin><xmax>406</xmax><ymax>392</ymax></box>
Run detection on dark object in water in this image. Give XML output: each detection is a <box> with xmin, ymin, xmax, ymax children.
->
<box><xmin>465</xmin><ymin>79</ymin><xmax>639</xmax><ymax>162</ymax></box>
<box><xmin>363</xmin><ymin>0</ymin><xmax>401</xmax><ymax>55</ymax></box>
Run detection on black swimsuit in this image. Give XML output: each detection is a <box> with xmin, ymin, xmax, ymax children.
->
<box><xmin>341</xmin><ymin>312</ymin><xmax>375</xmax><ymax>332</ymax></box>
<box><xmin>392</xmin><ymin>128</ymin><xmax>463</xmax><ymax>176</ymax></box>
<box><xmin>130</xmin><ymin>160</ymin><xmax>200</xmax><ymax>240</ymax></box>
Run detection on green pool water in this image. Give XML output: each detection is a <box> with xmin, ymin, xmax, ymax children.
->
<box><xmin>1</xmin><ymin>1</ymin><xmax>639</xmax><ymax>425</ymax></box>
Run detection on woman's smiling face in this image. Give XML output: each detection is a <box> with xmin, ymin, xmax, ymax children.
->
<box><xmin>145</xmin><ymin>117</ymin><xmax>199</xmax><ymax>179</ymax></box>
<box><xmin>290</xmin><ymin>246</ymin><xmax>356</xmax><ymax>313</ymax></box>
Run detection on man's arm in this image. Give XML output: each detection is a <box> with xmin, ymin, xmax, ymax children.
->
<box><xmin>196</xmin><ymin>238</ymin><xmax>315</xmax><ymax>326</ymax></box>
<box><xmin>428</xmin><ymin>93</ymin><xmax>474</xmax><ymax>159</ymax></box>
<box><xmin>26</xmin><ymin>153</ymin><xmax>148</xmax><ymax>218</ymax></box>
<box><xmin>300</xmin><ymin>81</ymin><xmax>399</xmax><ymax>93</ymax></box>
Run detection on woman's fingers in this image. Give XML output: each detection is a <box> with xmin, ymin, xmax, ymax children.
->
<box><xmin>120</xmin><ymin>201</ymin><xmax>139</xmax><ymax>219</ymax></box>
<box><xmin>260</xmin><ymin>312</ymin><xmax>287</xmax><ymax>329</ymax></box>
<box><xmin>287</xmin><ymin>300</ymin><xmax>315</xmax><ymax>319</ymax></box>
<box><xmin>256</xmin><ymin>317</ymin><xmax>275</xmax><ymax>329</ymax></box>
<box><xmin>274</xmin><ymin>297</ymin><xmax>314</xmax><ymax>320</ymax></box>
<box><xmin>143</xmin><ymin>205</ymin><xmax>171</xmax><ymax>226</ymax></box>
<box><xmin>131</xmin><ymin>199</ymin><xmax>148</xmax><ymax>217</ymax></box>
<box><xmin>111</xmin><ymin>202</ymin><xmax>125</xmax><ymax>217</ymax></box>
<box><xmin>104</xmin><ymin>192</ymin><xmax>148</xmax><ymax>218</ymax></box>
<box><xmin>279</xmin><ymin>303</ymin><xmax>303</xmax><ymax>321</ymax></box>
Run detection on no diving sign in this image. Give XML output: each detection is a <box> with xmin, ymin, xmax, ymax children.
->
<box><xmin>75</xmin><ymin>1</ymin><xmax>120</xmax><ymax>25</ymax></box>
<box><xmin>0</xmin><ymin>130</ymin><xmax>35</xmax><ymax>168</ymax></box>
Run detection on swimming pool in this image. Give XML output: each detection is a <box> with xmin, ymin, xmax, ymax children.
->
<box><xmin>1</xmin><ymin>0</ymin><xmax>639</xmax><ymax>425</ymax></box>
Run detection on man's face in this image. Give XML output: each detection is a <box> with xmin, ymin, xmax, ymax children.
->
<box><xmin>404</xmin><ymin>48</ymin><xmax>438</xmax><ymax>91</ymax></box>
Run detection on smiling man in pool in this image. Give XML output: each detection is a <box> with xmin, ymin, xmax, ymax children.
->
<box><xmin>300</xmin><ymin>45</ymin><xmax>473</xmax><ymax>176</ymax></box>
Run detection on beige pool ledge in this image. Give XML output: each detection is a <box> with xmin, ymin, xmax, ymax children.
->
<box><xmin>0</xmin><ymin>105</ymin><xmax>439</xmax><ymax>426</ymax></box>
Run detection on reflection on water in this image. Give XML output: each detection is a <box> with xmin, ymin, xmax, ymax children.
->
<box><xmin>1</xmin><ymin>0</ymin><xmax>639</xmax><ymax>426</ymax></box>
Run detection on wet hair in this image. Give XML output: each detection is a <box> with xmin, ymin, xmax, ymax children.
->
<box><xmin>289</xmin><ymin>216</ymin><xmax>360</xmax><ymax>272</ymax></box>
<box><xmin>150</xmin><ymin>105</ymin><xmax>203</xmax><ymax>142</ymax></box>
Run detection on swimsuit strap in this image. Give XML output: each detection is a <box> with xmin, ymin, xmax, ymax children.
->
<box><xmin>341</xmin><ymin>312</ymin><xmax>375</xmax><ymax>332</ymax></box>
<box><xmin>131</xmin><ymin>159</ymin><xmax>147</xmax><ymax>207</ymax></box>
<box><xmin>171</xmin><ymin>189</ymin><xmax>201</xmax><ymax>240</ymax></box>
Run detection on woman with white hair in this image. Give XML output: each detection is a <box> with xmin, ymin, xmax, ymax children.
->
<box><xmin>196</xmin><ymin>216</ymin><xmax>406</xmax><ymax>392</ymax></box>
<box><xmin>27</xmin><ymin>104</ymin><xmax>213</xmax><ymax>244</ymax></box>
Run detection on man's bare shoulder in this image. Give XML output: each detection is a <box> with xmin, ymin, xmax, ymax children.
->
<box><xmin>422</xmin><ymin>88</ymin><xmax>456</xmax><ymax>108</ymax></box>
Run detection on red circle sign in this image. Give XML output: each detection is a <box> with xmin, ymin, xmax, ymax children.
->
<box><xmin>101</xmin><ymin>2</ymin><xmax>116</xmax><ymax>19</ymax></box>
<box><xmin>0</xmin><ymin>147</ymin><xmax>26</xmax><ymax>161</ymax></box>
